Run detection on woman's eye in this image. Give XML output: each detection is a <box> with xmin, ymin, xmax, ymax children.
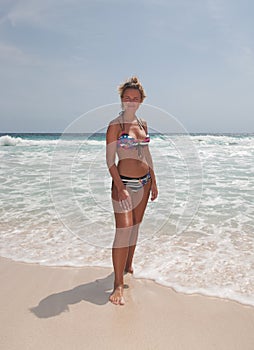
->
<box><xmin>123</xmin><ymin>97</ymin><xmax>139</xmax><ymax>102</ymax></box>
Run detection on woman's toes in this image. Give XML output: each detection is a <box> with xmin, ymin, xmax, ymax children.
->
<box><xmin>109</xmin><ymin>285</ymin><xmax>125</xmax><ymax>305</ymax></box>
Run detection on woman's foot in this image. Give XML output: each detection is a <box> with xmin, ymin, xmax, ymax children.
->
<box><xmin>109</xmin><ymin>285</ymin><xmax>125</xmax><ymax>305</ymax></box>
<box><xmin>124</xmin><ymin>266</ymin><xmax>134</xmax><ymax>274</ymax></box>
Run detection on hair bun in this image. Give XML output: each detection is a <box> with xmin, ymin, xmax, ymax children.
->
<box><xmin>130</xmin><ymin>76</ymin><xmax>139</xmax><ymax>84</ymax></box>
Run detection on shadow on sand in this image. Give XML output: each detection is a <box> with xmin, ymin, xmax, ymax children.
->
<box><xmin>30</xmin><ymin>273</ymin><xmax>114</xmax><ymax>318</ymax></box>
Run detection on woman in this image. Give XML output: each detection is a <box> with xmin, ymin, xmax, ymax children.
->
<box><xmin>106</xmin><ymin>76</ymin><xmax>158</xmax><ymax>305</ymax></box>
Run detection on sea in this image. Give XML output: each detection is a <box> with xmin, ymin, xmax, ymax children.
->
<box><xmin>0</xmin><ymin>132</ymin><xmax>253</xmax><ymax>307</ymax></box>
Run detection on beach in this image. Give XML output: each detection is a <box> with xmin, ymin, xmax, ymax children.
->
<box><xmin>1</xmin><ymin>132</ymin><xmax>254</xmax><ymax>349</ymax></box>
<box><xmin>1</xmin><ymin>133</ymin><xmax>253</xmax><ymax>306</ymax></box>
<box><xmin>1</xmin><ymin>256</ymin><xmax>254</xmax><ymax>350</ymax></box>
<box><xmin>1</xmin><ymin>0</ymin><xmax>253</xmax><ymax>347</ymax></box>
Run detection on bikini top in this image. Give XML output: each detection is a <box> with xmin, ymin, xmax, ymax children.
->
<box><xmin>117</xmin><ymin>132</ymin><xmax>150</xmax><ymax>149</ymax></box>
<box><xmin>117</xmin><ymin>115</ymin><xmax>150</xmax><ymax>150</ymax></box>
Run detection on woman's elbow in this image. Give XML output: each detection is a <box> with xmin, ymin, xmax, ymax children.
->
<box><xmin>106</xmin><ymin>156</ymin><xmax>115</xmax><ymax>170</ymax></box>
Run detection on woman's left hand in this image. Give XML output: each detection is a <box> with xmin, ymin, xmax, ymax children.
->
<box><xmin>150</xmin><ymin>183</ymin><xmax>158</xmax><ymax>201</ymax></box>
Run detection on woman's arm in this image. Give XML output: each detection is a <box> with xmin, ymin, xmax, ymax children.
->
<box><xmin>144</xmin><ymin>146</ymin><xmax>158</xmax><ymax>201</ymax></box>
<box><xmin>106</xmin><ymin>121</ymin><xmax>132</xmax><ymax>209</ymax></box>
<box><xmin>142</xmin><ymin>120</ymin><xmax>158</xmax><ymax>201</ymax></box>
<box><xmin>106</xmin><ymin>122</ymin><xmax>125</xmax><ymax>191</ymax></box>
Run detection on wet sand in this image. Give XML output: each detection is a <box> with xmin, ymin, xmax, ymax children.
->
<box><xmin>1</xmin><ymin>256</ymin><xmax>254</xmax><ymax>350</ymax></box>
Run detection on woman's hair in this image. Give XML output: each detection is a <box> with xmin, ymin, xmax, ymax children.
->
<box><xmin>118</xmin><ymin>76</ymin><xmax>146</xmax><ymax>102</ymax></box>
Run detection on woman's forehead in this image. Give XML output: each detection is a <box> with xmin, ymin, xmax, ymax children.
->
<box><xmin>122</xmin><ymin>88</ymin><xmax>141</xmax><ymax>97</ymax></box>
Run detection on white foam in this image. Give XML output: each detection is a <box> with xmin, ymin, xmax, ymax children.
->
<box><xmin>1</xmin><ymin>133</ymin><xmax>254</xmax><ymax>307</ymax></box>
<box><xmin>0</xmin><ymin>135</ymin><xmax>23</xmax><ymax>146</ymax></box>
<box><xmin>0</xmin><ymin>134</ymin><xmax>94</xmax><ymax>147</ymax></box>
<box><xmin>0</xmin><ymin>135</ymin><xmax>58</xmax><ymax>147</ymax></box>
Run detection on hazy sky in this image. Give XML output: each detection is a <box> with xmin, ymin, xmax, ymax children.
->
<box><xmin>0</xmin><ymin>0</ymin><xmax>254</xmax><ymax>133</ymax></box>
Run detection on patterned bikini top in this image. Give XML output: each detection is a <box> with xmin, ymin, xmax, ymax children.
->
<box><xmin>117</xmin><ymin>114</ymin><xmax>150</xmax><ymax>150</ymax></box>
<box><xmin>117</xmin><ymin>132</ymin><xmax>150</xmax><ymax>149</ymax></box>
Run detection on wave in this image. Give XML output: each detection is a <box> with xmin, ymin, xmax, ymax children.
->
<box><xmin>0</xmin><ymin>134</ymin><xmax>107</xmax><ymax>147</ymax></box>
<box><xmin>0</xmin><ymin>135</ymin><xmax>24</xmax><ymax>146</ymax></box>
<box><xmin>0</xmin><ymin>135</ymin><xmax>60</xmax><ymax>147</ymax></box>
<box><xmin>0</xmin><ymin>135</ymin><xmax>77</xmax><ymax>147</ymax></box>
<box><xmin>1</xmin><ymin>131</ymin><xmax>254</xmax><ymax>307</ymax></box>
<box><xmin>1</xmin><ymin>133</ymin><xmax>253</xmax><ymax>148</ymax></box>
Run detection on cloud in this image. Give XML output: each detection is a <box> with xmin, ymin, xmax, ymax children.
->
<box><xmin>2</xmin><ymin>0</ymin><xmax>61</xmax><ymax>27</ymax></box>
<box><xmin>1</xmin><ymin>0</ymin><xmax>81</xmax><ymax>29</ymax></box>
<box><xmin>206</xmin><ymin>0</ymin><xmax>225</xmax><ymax>21</ymax></box>
<box><xmin>0</xmin><ymin>41</ymin><xmax>41</xmax><ymax>65</ymax></box>
<box><xmin>206</xmin><ymin>0</ymin><xmax>254</xmax><ymax>75</ymax></box>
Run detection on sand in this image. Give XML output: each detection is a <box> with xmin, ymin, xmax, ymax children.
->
<box><xmin>0</xmin><ymin>256</ymin><xmax>254</xmax><ymax>350</ymax></box>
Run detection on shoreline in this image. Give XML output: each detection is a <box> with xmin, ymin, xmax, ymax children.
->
<box><xmin>1</xmin><ymin>256</ymin><xmax>254</xmax><ymax>350</ymax></box>
<box><xmin>2</xmin><ymin>255</ymin><xmax>253</xmax><ymax>309</ymax></box>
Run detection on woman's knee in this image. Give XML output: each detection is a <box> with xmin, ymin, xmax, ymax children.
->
<box><xmin>113</xmin><ymin>225</ymin><xmax>133</xmax><ymax>248</ymax></box>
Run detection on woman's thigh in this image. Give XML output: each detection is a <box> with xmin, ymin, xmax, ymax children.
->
<box><xmin>111</xmin><ymin>184</ymin><xmax>134</xmax><ymax>247</ymax></box>
<box><xmin>111</xmin><ymin>181</ymin><xmax>151</xmax><ymax>247</ymax></box>
<box><xmin>111</xmin><ymin>180</ymin><xmax>151</xmax><ymax>227</ymax></box>
<box><xmin>132</xmin><ymin>180</ymin><xmax>151</xmax><ymax>225</ymax></box>
<box><xmin>111</xmin><ymin>183</ymin><xmax>133</xmax><ymax>228</ymax></box>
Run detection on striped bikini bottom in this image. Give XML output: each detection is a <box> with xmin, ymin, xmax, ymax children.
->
<box><xmin>120</xmin><ymin>172</ymin><xmax>151</xmax><ymax>192</ymax></box>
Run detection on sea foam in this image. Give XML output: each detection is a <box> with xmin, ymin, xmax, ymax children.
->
<box><xmin>0</xmin><ymin>133</ymin><xmax>254</xmax><ymax>307</ymax></box>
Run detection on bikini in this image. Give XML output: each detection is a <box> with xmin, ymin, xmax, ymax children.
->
<box><xmin>116</xmin><ymin>113</ymin><xmax>151</xmax><ymax>192</ymax></box>
<box><xmin>120</xmin><ymin>173</ymin><xmax>151</xmax><ymax>192</ymax></box>
<box><xmin>117</xmin><ymin>132</ymin><xmax>150</xmax><ymax>153</ymax></box>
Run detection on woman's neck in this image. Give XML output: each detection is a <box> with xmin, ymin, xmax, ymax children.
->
<box><xmin>122</xmin><ymin>110</ymin><xmax>136</xmax><ymax>123</ymax></box>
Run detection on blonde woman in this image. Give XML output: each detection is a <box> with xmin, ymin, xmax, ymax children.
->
<box><xmin>106</xmin><ymin>76</ymin><xmax>158</xmax><ymax>305</ymax></box>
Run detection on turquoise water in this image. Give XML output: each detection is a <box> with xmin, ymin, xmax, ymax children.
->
<box><xmin>0</xmin><ymin>132</ymin><xmax>253</xmax><ymax>306</ymax></box>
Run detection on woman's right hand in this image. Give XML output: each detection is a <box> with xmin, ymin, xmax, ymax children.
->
<box><xmin>118</xmin><ymin>188</ymin><xmax>132</xmax><ymax>211</ymax></box>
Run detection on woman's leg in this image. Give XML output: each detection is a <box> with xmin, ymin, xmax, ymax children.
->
<box><xmin>112</xmin><ymin>219</ymin><xmax>133</xmax><ymax>287</ymax></box>
<box><xmin>110</xmin><ymin>180</ymin><xmax>151</xmax><ymax>304</ymax></box>
<box><xmin>110</xmin><ymin>184</ymin><xmax>134</xmax><ymax>305</ymax></box>
<box><xmin>125</xmin><ymin>180</ymin><xmax>151</xmax><ymax>273</ymax></box>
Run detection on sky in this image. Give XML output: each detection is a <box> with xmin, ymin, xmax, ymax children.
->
<box><xmin>0</xmin><ymin>0</ymin><xmax>254</xmax><ymax>133</ymax></box>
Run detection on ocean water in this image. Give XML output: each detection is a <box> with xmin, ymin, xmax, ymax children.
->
<box><xmin>0</xmin><ymin>132</ymin><xmax>253</xmax><ymax>307</ymax></box>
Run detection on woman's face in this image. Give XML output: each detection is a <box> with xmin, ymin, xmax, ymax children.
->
<box><xmin>121</xmin><ymin>88</ymin><xmax>142</xmax><ymax>112</ymax></box>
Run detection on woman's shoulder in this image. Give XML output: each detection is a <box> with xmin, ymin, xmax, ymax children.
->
<box><xmin>108</xmin><ymin>115</ymin><xmax>121</xmax><ymax>127</ymax></box>
<box><xmin>107</xmin><ymin>115</ymin><xmax>122</xmax><ymax>136</ymax></box>
<box><xmin>137</xmin><ymin>116</ymin><xmax>148</xmax><ymax>132</ymax></box>
<box><xmin>140</xmin><ymin>117</ymin><xmax>147</xmax><ymax>126</ymax></box>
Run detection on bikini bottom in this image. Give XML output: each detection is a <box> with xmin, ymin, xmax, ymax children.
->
<box><xmin>120</xmin><ymin>172</ymin><xmax>151</xmax><ymax>192</ymax></box>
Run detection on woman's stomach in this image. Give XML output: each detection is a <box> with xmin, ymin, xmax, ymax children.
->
<box><xmin>117</xmin><ymin>159</ymin><xmax>149</xmax><ymax>178</ymax></box>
